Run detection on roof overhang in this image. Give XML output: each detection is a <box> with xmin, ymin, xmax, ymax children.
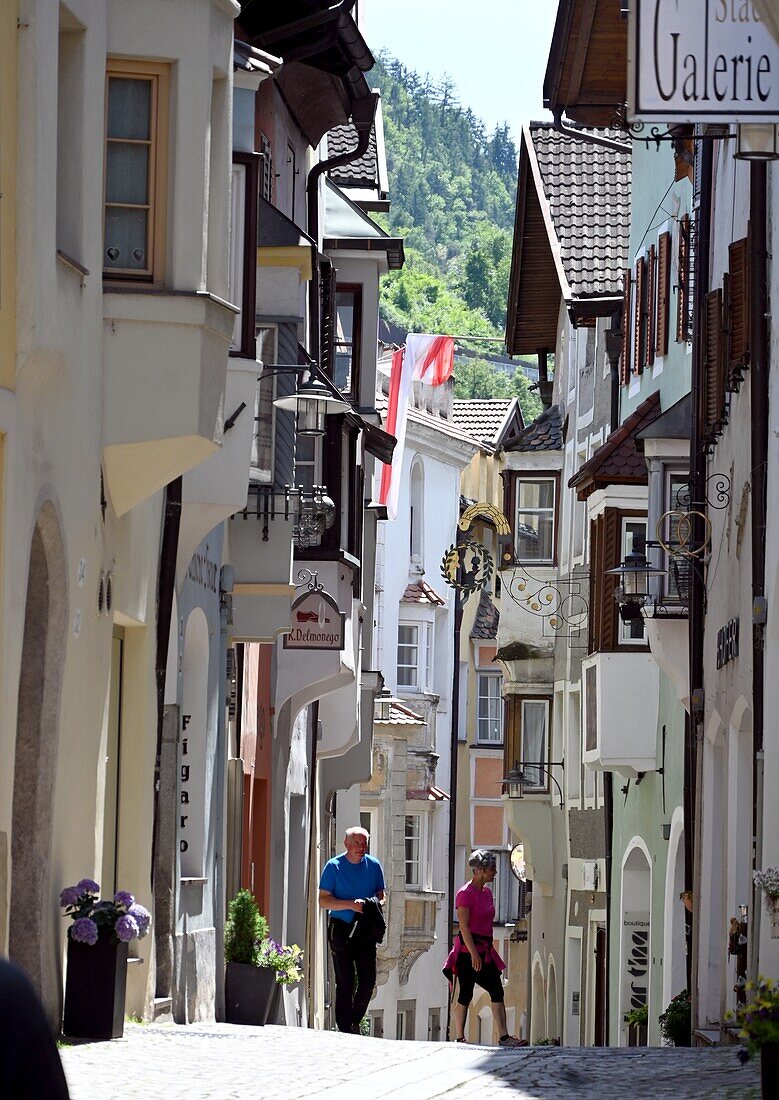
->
<box><xmin>505</xmin><ymin>127</ymin><xmax>570</xmax><ymax>355</ymax></box>
<box><xmin>323</xmin><ymin>180</ymin><xmax>404</xmax><ymax>268</ymax></box>
<box><xmin>569</xmin><ymin>294</ymin><xmax>622</xmax><ymax>325</ymax></box>
<box><xmin>544</xmin><ymin>0</ymin><xmax>628</xmax><ymax>126</ymax></box>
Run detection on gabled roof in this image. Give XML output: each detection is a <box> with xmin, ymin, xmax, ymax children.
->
<box><xmin>375</xmin><ymin>701</ymin><xmax>426</xmax><ymax>727</ymax></box>
<box><xmin>544</xmin><ymin>0</ymin><xmax>628</xmax><ymax>127</ymax></box>
<box><xmin>327</xmin><ymin>97</ymin><xmax>390</xmax><ymax>210</ymax></box>
<box><xmin>470</xmin><ymin>589</ymin><xmax>500</xmax><ymax>641</ymax></box>
<box><xmin>570</xmin><ymin>392</ymin><xmax>661</xmax><ymax>499</ymax></box>
<box><xmin>402</xmin><ymin>581</ymin><xmax>446</xmax><ymax>607</ymax></box>
<box><xmin>502</xmin><ymin>403</ymin><xmax>564</xmax><ymax>453</ymax></box>
<box><xmin>505</xmin><ymin>122</ymin><xmax>631</xmax><ymax>355</ymax></box>
<box><xmin>451</xmin><ymin>399</ymin><xmax>524</xmax><ymax>449</ymax></box>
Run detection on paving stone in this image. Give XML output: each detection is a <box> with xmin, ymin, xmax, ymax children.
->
<box><xmin>59</xmin><ymin>1022</ymin><xmax>761</xmax><ymax>1099</ymax></box>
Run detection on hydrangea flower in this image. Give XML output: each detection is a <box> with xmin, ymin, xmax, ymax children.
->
<box><xmin>59</xmin><ymin>886</ymin><xmax>81</xmax><ymax>908</ymax></box>
<box><xmin>71</xmin><ymin>917</ymin><xmax>99</xmax><ymax>945</ymax></box>
<box><xmin>128</xmin><ymin>904</ymin><xmax>151</xmax><ymax>938</ymax></box>
<box><xmin>75</xmin><ymin>878</ymin><xmax>100</xmax><ymax>896</ymax></box>
<box><xmin>115</xmin><ymin>914</ymin><xmax>139</xmax><ymax>943</ymax></box>
<box><xmin>113</xmin><ymin>891</ymin><xmax>135</xmax><ymax>910</ymax></box>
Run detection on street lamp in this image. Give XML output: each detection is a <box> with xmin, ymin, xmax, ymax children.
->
<box><xmin>502</xmin><ymin>762</ymin><xmax>524</xmax><ymax>800</ymax></box>
<box><xmin>735</xmin><ymin>123</ymin><xmax>779</xmax><ymax>161</ymax></box>
<box><xmin>605</xmin><ymin>548</ymin><xmax>666</xmax><ymax>620</ymax></box>
<box><xmin>274</xmin><ymin>373</ymin><xmax>349</xmax><ymax>437</ymax></box>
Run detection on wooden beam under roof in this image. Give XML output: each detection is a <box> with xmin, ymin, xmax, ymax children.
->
<box><xmin>544</xmin><ymin>0</ymin><xmax>627</xmax><ymax>126</ymax></box>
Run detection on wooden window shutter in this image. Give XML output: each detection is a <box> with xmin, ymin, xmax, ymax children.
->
<box><xmin>703</xmin><ymin>289</ymin><xmax>725</xmax><ymax>441</ymax></box>
<box><xmin>601</xmin><ymin>508</ymin><xmax>621</xmax><ymax>650</ymax></box>
<box><xmin>656</xmin><ymin>232</ymin><xmax>671</xmax><ymax>356</ymax></box>
<box><xmin>319</xmin><ymin>261</ymin><xmax>337</xmax><ymax>378</ymax></box>
<box><xmin>676</xmin><ymin>214</ymin><xmax>690</xmax><ymax>343</ymax></box>
<box><xmin>727</xmin><ymin>236</ymin><xmax>749</xmax><ymax>386</ymax></box>
<box><xmin>260</xmin><ymin>133</ymin><xmax>273</xmax><ymax>202</ymax></box>
<box><xmin>633</xmin><ymin>257</ymin><xmax>645</xmax><ymax>374</ymax></box>
<box><xmin>620</xmin><ymin>268</ymin><xmax>632</xmax><ymax>384</ymax></box>
<box><xmin>645</xmin><ymin>244</ymin><xmax>656</xmax><ymax>369</ymax></box>
<box><xmin>504</xmin><ymin>696</ymin><xmax>521</xmax><ymax>776</ymax></box>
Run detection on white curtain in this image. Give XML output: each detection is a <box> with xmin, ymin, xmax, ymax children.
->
<box><xmin>522</xmin><ymin>701</ymin><xmax>547</xmax><ymax>788</ymax></box>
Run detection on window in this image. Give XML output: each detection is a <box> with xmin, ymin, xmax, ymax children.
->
<box><xmin>428</xmin><ymin>1008</ymin><xmax>442</xmax><ymax>1041</ymax></box>
<box><xmin>368</xmin><ymin>1011</ymin><xmax>384</xmax><ymax>1038</ymax></box>
<box><xmin>359</xmin><ymin>809</ymin><xmax>377</xmax><ymax>859</ymax></box>
<box><xmin>229</xmin><ymin>154</ymin><xmax>261</xmax><ymax>356</ymax></box>
<box><xmin>397</xmin><ymin>621</ymin><xmax>432</xmax><ymax>693</ymax></box>
<box><xmin>409</xmin><ymin>460</ymin><xmax>424</xmax><ymax>564</ymax></box>
<box><xmin>250</xmin><ymin>327</ymin><xmax>277</xmax><ymax>484</ymax></box>
<box><xmin>663</xmin><ymin>473</ymin><xmax>690</xmax><ymax>602</ymax></box>
<box><xmin>477</xmin><ymin>673</ymin><xmax>503</xmax><ymax>743</ymax></box>
<box><xmin>620</xmin><ymin>518</ymin><xmax>647</xmax><ymax>644</ymax></box>
<box><xmin>405</xmin><ymin>814</ymin><xmax>421</xmax><ymax>888</ymax></box>
<box><xmin>57</xmin><ymin>12</ymin><xmax>85</xmax><ymax>263</ymax></box>
<box><xmin>396</xmin><ymin>1001</ymin><xmax>415</xmax><ymax>1041</ymax></box>
<box><xmin>521</xmin><ymin>699</ymin><xmax>549</xmax><ymax>790</ymax></box>
<box><xmin>104</xmin><ymin>60</ymin><xmax>169</xmax><ymax>282</ymax></box>
<box><xmin>513</xmin><ymin>476</ymin><xmax>556</xmax><ymax>562</ymax></box>
<box><xmin>334</xmin><ymin>285</ymin><xmax>362</xmax><ymax>396</ymax></box>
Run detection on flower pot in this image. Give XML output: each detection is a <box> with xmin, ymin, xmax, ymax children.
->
<box><xmin>761</xmin><ymin>1042</ymin><xmax>779</xmax><ymax>1096</ymax></box>
<box><xmin>225</xmin><ymin>962</ymin><xmax>278</xmax><ymax>1026</ymax></box>
<box><xmin>62</xmin><ymin>928</ymin><xmax>128</xmax><ymax>1040</ymax></box>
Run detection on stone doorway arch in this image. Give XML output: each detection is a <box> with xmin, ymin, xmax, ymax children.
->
<box><xmin>9</xmin><ymin>502</ymin><xmax>68</xmax><ymax>1015</ymax></box>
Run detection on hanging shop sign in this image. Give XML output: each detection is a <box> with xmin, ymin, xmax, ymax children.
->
<box><xmin>629</xmin><ymin>1</ymin><xmax>779</xmax><ymax>122</ymax></box>
<box><xmin>283</xmin><ymin>586</ymin><xmax>345</xmax><ymax>651</ymax></box>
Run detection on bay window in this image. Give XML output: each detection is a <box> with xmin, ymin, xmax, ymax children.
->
<box><xmin>477</xmin><ymin>672</ymin><xmax>503</xmax><ymax>743</ymax></box>
<box><xmin>397</xmin><ymin>620</ymin><xmax>433</xmax><ymax>693</ymax></box>
<box><xmin>509</xmin><ymin>474</ymin><xmax>557</xmax><ymax>563</ymax></box>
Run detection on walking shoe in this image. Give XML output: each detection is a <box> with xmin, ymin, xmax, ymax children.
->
<box><xmin>455</xmin><ymin>1037</ymin><xmax>467</xmax><ymax>1044</ymax></box>
<box><xmin>498</xmin><ymin>1034</ymin><xmax>527</xmax><ymax>1048</ymax></box>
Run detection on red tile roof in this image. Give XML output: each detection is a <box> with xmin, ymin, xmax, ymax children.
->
<box><xmin>402</xmin><ymin>581</ymin><xmax>446</xmax><ymax>606</ymax></box>
<box><xmin>569</xmin><ymin>392</ymin><xmax>661</xmax><ymax>499</ymax></box>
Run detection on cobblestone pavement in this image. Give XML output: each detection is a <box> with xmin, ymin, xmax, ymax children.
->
<box><xmin>60</xmin><ymin>1022</ymin><xmax>760</xmax><ymax>1100</ymax></box>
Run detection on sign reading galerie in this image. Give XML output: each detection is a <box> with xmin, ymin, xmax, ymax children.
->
<box><xmin>630</xmin><ymin>1</ymin><xmax>779</xmax><ymax>121</ymax></box>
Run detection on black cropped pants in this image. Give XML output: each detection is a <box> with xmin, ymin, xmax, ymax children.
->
<box><xmin>328</xmin><ymin>918</ymin><xmax>377</xmax><ymax>1033</ymax></box>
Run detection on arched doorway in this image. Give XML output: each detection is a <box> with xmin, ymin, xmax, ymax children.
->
<box><xmin>620</xmin><ymin>843</ymin><xmax>652</xmax><ymax>1045</ymax></box>
<box><xmin>547</xmin><ymin>958</ymin><xmax>559</xmax><ymax>1043</ymax></box>
<box><xmin>9</xmin><ymin>504</ymin><xmax>68</xmax><ymax>1012</ymax></box>
<box><xmin>663</xmin><ymin>810</ymin><xmax>686</xmax><ymax>1010</ymax></box>
<box><xmin>530</xmin><ymin>955</ymin><xmax>546</xmax><ymax>1042</ymax></box>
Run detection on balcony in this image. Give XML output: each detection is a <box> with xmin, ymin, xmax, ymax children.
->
<box><xmin>582</xmin><ymin>651</ymin><xmax>660</xmax><ymax>777</ymax></box>
<box><xmin>102</xmin><ymin>290</ymin><xmax>235</xmax><ymax>516</ymax></box>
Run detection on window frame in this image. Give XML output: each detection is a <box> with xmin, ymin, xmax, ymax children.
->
<box><xmin>404</xmin><ymin>812</ymin><xmax>423</xmax><ymax>889</ymax></box>
<box><xmin>505</xmin><ymin>472</ymin><xmax>559</xmax><ymax>565</ymax></box>
<box><xmin>333</xmin><ymin>283</ymin><xmax>363</xmax><ymax>400</ymax></box>
<box><xmin>229</xmin><ymin>152</ymin><xmax>261</xmax><ymax>357</ymax></box>
<box><xmin>397</xmin><ymin>619</ymin><xmax>433</xmax><ymax>694</ymax></box>
<box><xmin>476</xmin><ymin>671</ymin><xmax>503</xmax><ymax>744</ymax></box>
<box><xmin>103</xmin><ymin>58</ymin><xmax>169</xmax><ymax>285</ymax></box>
<box><xmin>619</xmin><ymin>516</ymin><xmax>648</xmax><ymax>645</ymax></box>
<box><xmin>505</xmin><ymin>694</ymin><xmax>552</xmax><ymax>794</ymax></box>
<box><xmin>250</xmin><ymin>326</ymin><xmax>278</xmax><ymax>485</ymax></box>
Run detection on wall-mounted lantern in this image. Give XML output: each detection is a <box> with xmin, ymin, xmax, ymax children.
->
<box><xmin>606</xmin><ymin>549</ymin><xmax>666</xmax><ymax>621</ymax></box>
<box><xmin>274</xmin><ymin>373</ymin><xmax>348</xmax><ymax>437</ymax></box>
<box><xmin>735</xmin><ymin>123</ymin><xmax>779</xmax><ymax>162</ymax></box>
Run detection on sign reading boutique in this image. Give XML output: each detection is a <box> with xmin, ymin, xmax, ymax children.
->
<box><xmin>630</xmin><ymin>1</ymin><xmax>779</xmax><ymax>121</ymax></box>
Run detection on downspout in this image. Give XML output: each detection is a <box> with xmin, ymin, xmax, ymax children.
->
<box><xmin>604</xmin><ymin>772</ymin><xmax>613</xmax><ymax>1043</ymax></box>
<box><xmin>445</xmin><ymin>586</ymin><xmax>464</xmax><ymax>1042</ymax></box>
<box><xmin>689</xmin><ymin>138</ymin><xmax>713</xmax><ymax>1026</ymax></box>
<box><xmin>552</xmin><ymin>109</ymin><xmax>630</xmax><ymax>154</ymax></box>
<box><xmin>749</xmin><ymin>161</ymin><xmax>768</xmax><ymax>979</ymax></box>
<box><xmin>151</xmin><ymin>476</ymin><xmax>183</xmax><ymax>893</ymax></box>
<box><xmin>306</xmin><ymin>92</ymin><xmax>379</xmax><ymax>364</ymax></box>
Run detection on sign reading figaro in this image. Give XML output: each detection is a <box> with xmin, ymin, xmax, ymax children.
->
<box><xmin>283</xmin><ymin>587</ymin><xmax>346</xmax><ymax>651</ymax></box>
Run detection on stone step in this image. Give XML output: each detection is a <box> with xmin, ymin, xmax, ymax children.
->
<box><xmin>152</xmin><ymin>997</ymin><xmax>173</xmax><ymax>1023</ymax></box>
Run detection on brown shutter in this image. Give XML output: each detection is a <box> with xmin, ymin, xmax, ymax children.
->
<box><xmin>676</xmin><ymin>214</ymin><xmax>690</xmax><ymax>343</ymax></box>
<box><xmin>703</xmin><ymin>289</ymin><xmax>725</xmax><ymax>442</ymax></box>
<box><xmin>504</xmin><ymin>696</ymin><xmax>521</xmax><ymax>777</ymax></box>
<box><xmin>727</xmin><ymin>236</ymin><xmax>750</xmax><ymax>387</ymax></box>
<box><xmin>601</xmin><ymin>507</ymin><xmax>621</xmax><ymax>651</ymax></box>
<box><xmin>645</xmin><ymin>244</ymin><xmax>656</xmax><ymax>369</ymax></box>
<box><xmin>656</xmin><ymin>232</ymin><xmax>671</xmax><ymax>356</ymax></box>
<box><xmin>620</xmin><ymin>268</ymin><xmax>632</xmax><ymax>384</ymax></box>
<box><xmin>633</xmin><ymin>257</ymin><xmax>645</xmax><ymax>374</ymax></box>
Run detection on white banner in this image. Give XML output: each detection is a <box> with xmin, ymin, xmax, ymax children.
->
<box><xmin>630</xmin><ymin>1</ymin><xmax>779</xmax><ymax>121</ymax></box>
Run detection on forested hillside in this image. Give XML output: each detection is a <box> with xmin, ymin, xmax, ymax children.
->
<box><xmin>372</xmin><ymin>53</ymin><xmax>541</xmax><ymax>420</ymax></box>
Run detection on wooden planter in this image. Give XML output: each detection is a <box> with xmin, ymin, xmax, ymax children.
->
<box><xmin>225</xmin><ymin>962</ymin><xmax>279</xmax><ymax>1026</ymax></box>
<box><xmin>62</xmin><ymin>929</ymin><xmax>128</xmax><ymax>1040</ymax></box>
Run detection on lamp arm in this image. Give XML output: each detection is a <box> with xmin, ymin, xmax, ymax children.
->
<box><xmin>518</xmin><ymin>760</ymin><xmax>565</xmax><ymax>809</ymax></box>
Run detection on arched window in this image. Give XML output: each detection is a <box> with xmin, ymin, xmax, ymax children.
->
<box><xmin>409</xmin><ymin>458</ymin><xmax>424</xmax><ymax>568</ymax></box>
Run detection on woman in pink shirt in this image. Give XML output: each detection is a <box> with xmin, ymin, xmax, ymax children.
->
<box><xmin>445</xmin><ymin>849</ymin><xmax>525</xmax><ymax>1047</ymax></box>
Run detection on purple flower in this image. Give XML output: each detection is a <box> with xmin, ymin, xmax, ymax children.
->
<box><xmin>737</xmin><ymin>1048</ymin><xmax>751</xmax><ymax>1065</ymax></box>
<box><xmin>71</xmin><ymin>917</ymin><xmax>99</xmax><ymax>945</ymax></box>
<box><xmin>115</xmin><ymin>914</ymin><xmax>139</xmax><ymax>943</ymax></box>
<box><xmin>113</xmin><ymin>891</ymin><xmax>135</xmax><ymax>910</ymax></box>
<box><xmin>75</xmin><ymin>878</ymin><xmax>100</xmax><ymax>896</ymax></box>
<box><xmin>128</xmin><ymin>904</ymin><xmax>151</xmax><ymax>938</ymax></box>
<box><xmin>59</xmin><ymin>886</ymin><xmax>81</xmax><ymax>908</ymax></box>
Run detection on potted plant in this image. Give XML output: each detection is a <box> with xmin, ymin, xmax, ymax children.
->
<box><xmin>754</xmin><ymin>869</ymin><xmax>779</xmax><ymax>938</ymax></box>
<box><xmin>60</xmin><ymin>878</ymin><xmax>151</xmax><ymax>1040</ymax></box>
<box><xmin>224</xmin><ymin>890</ymin><xmax>302</xmax><ymax>1025</ymax></box>
<box><xmin>659</xmin><ymin>989</ymin><xmax>691</xmax><ymax>1046</ymax></box>
<box><xmin>728</xmin><ymin>977</ymin><xmax>779</xmax><ymax>1096</ymax></box>
<box><xmin>624</xmin><ymin>1003</ymin><xmax>648</xmax><ymax>1046</ymax></box>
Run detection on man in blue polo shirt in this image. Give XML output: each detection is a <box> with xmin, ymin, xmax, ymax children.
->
<box><xmin>318</xmin><ymin>826</ymin><xmax>385</xmax><ymax>1033</ymax></box>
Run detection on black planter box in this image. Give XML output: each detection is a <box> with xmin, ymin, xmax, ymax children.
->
<box><xmin>63</xmin><ymin>930</ymin><xmax>128</xmax><ymax>1040</ymax></box>
<box><xmin>225</xmin><ymin>962</ymin><xmax>279</xmax><ymax>1025</ymax></box>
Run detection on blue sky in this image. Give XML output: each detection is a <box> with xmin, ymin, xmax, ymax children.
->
<box><xmin>364</xmin><ymin>1</ymin><xmax>558</xmax><ymax>142</ymax></box>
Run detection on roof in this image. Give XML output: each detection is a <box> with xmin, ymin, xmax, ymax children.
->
<box><xmin>407</xmin><ymin>785</ymin><xmax>450</xmax><ymax>801</ymax></box>
<box><xmin>635</xmin><ymin>392</ymin><xmax>692</xmax><ymax>443</ymax></box>
<box><xmin>470</xmin><ymin>589</ymin><xmax>500</xmax><ymax>640</ymax></box>
<box><xmin>569</xmin><ymin>392</ymin><xmax>661</xmax><ymax>498</ymax></box>
<box><xmin>233</xmin><ymin>40</ymin><xmax>282</xmax><ymax>77</ymax></box>
<box><xmin>451</xmin><ymin>399</ymin><xmax>524</xmax><ymax>448</ymax></box>
<box><xmin>505</xmin><ymin>122</ymin><xmax>631</xmax><ymax>355</ymax></box>
<box><xmin>544</xmin><ymin>0</ymin><xmax>628</xmax><ymax>126</ymax></box>
<box><xmin>323</xmin><ymin>180</ymin><xmax>404</xmax><ymax>269</ymax></box>
<box><xmin>502</xmin><ymin>403</ymin><xmax>564</xmax><ymax>453</ymax></box>
<box><xmin>402</xmin><ymin>581</ymin><xmax>446</xmax><ymax>607</ymax></box>
<box><xmin>375</xmin><ymin>701</ymin><xmax>426</xmax><ymax>727</ymax></box>
<box><xmin>374</xmin><ymin>387</ymin><xmax>484</xmax><ymax>451</ymax></box>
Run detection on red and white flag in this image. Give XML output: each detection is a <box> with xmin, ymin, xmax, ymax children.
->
<box><xmin>374</xmin><ymin>334</ymin><xmax>455</xmax><ymax>520</ymax></box>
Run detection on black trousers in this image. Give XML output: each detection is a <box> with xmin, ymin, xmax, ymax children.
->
<box><xmin>455</xmin><ymin>953</ymin><xmax>505</xmax><ymax>1007</ymax></box>
<box><xmin>328</xmin><ymin>918</ymin><xmax>377</xmax><ymax>1033</ymax></box>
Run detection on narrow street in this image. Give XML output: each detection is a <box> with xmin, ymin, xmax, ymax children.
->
<box><xmin>60</xmin><ymin>1023</ymin><xmax>758</xmax><ymax>1099</ymax></box>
